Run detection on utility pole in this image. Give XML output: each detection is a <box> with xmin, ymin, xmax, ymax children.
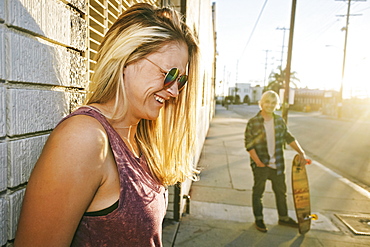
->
<box><xmin>223</xmin><ymin>65</ymin><xmax>226</xmax><ymax>97</ymax></box>
<box><xmin>236</xmin><ymin>59</ymin><xmax>239</xmax><ymax>84</ymax></box>
<box><xmin>276</xmin><ymin>27</ymin><xmax>289</xmax><ymax>69</ymax></box>
<box><xmin>335</xmin><ymin>0</ymin><xmax>365</xmax><ymax>118</ymax></box>
<box><xmin>282</xmin><ymin>0</ymin><xmax>297</xmax><ymax>123</ymax></box>
<box><xmin>338</xmin><ymin>0</ymin><xmax>351</xmax><ymax>119</ymax></box>
<box><xmin>263</xmin><ymin>50</ymin><xmax>271</xmax><ymax>88</ymax></box>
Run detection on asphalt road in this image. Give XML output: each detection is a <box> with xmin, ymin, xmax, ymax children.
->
<box><xmin>226</xmin><ymin>104</ymin><xmax>370</xmax><ymax>188</ymax></box>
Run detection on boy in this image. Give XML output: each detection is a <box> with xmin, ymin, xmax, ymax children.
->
<box><xmin>244</xmin><ymin>90</ymin><xmax>306</xmax><ymax>232</ymax></box>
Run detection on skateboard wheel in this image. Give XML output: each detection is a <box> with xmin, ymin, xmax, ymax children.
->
<box><xmin>304</xmin><ymin>214</ymin><xmax>318</xmax><ymax>221</ymax></box>
<box><xmin>311</xmin><ymin>214</ymin><xmax>318</xmax><ymax>220</ymax></box>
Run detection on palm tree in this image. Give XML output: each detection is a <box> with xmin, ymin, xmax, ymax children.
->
<box><xmin>266</xmin><ymin>66</ymin><xmax>299</xmax><ymax>93</ymax></box>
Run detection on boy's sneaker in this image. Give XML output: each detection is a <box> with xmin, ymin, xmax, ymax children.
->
<box><xmin>255</xmin><ymin>220</ymin><xmax>268</xmax><ymax>232</ymax></box>
<box><xmin>278</xmin><ymin>217</ymin><xmax>298</xmax><ymax>228</ymax></box>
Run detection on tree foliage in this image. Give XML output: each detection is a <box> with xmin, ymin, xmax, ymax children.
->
<box><xmin>266</xmin><ymin>66</ymin><xmax>300</xmax><ymax>93</ymax></box>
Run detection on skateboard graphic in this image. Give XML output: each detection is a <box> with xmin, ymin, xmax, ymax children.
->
<box><xmin>291</xmin><ymin>154</ymin><xmax>318</xmax><ymax>234</ymax></box>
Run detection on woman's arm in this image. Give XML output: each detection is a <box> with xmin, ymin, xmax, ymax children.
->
<box><xmin>14</xmin><ymin>115</ymin><xmax>110</xmax><ymax>246</ymax></box>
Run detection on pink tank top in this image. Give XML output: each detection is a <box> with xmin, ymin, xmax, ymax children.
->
<box><xmin>62</xmin><ymin>107</ymin><xmax>166</xmax><ymax>246</ymax></box>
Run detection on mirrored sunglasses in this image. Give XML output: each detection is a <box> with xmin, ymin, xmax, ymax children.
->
<box><xmin>144</xmin><ymin>58</ymin><xmax>188</xmax><ymax>91</ymax></box>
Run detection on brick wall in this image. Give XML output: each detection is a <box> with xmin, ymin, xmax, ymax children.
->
<box><xmin>0</xmin><ymin>0</ymin><xmax>87</xmax><ymax>245</ymax></box>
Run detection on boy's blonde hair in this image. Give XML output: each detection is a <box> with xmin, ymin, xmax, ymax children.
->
<box><xmin>259</xmin><ymin>90</ymin><xmax>280</xmax><ymax>111</ymax></box>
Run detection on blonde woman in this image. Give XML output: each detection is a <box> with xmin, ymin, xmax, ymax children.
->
<box><xmin>15</xmin><ymin>3</ymin><xmax>199</xmax><ymax>246</ymax></box>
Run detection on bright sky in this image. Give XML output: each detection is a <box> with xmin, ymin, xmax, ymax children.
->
<box><xmin>214</xmin><ymin>0</ymin><xmax>370</xmax><ymax>99</ymax></box>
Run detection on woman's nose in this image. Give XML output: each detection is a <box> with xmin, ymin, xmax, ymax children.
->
<box><xmin>166</xmin><ymin>82</ymin><xmax>179</xmax><ymax>97</ymax></box>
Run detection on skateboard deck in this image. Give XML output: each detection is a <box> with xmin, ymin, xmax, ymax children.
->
<box><xmin>291</xmin><ymin>154</ymin><xmax>317</xmax><ymax>234</ymax></box>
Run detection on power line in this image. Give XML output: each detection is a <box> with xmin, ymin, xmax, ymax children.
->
<box><xmin>239</xmin><ymin>0</ymin><xmax>269</xmax><ymax>60</ymax></box>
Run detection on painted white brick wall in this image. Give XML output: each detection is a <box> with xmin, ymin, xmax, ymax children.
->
<box><xmin>68</xmin><ymin>89</ymin><xmax>86</xmax><ymax>112</ymax></box>
<box><xmin>6</xmin><ymin>0</ymin><xmax>43</xmax><ymax>35</ymax></box>
<box><xmin>7</xmin><ymin>89</ymin><xmax>68</xmax><ymax>136</ymax></box>
<box><xmin>6</xmin><ymin>29</ymin><xmax>87</xmax><ymax>87</ymax></box>
<box><xmin>0</xmin><ymin>0</ymin><xmax>4</xmax><ymax>22</ymax></box>
<box><xmin>1</xmin><ymin>0</ymin><xmax>87</xmax><ymax>244</ymax></box>
<box><xmin>7</xmin><ymin>189</ymin><xmax>25</xmax><ymax>241</ymax></box>
<box><xmin>0</xmin><ymin>143</ymin><xmax>6</xmax><ymax>192</ymax></box>
<box><xmin>8</xmin><ymin>135</ymin><xmax>48</xmax><ymax>188</ymax></box>
<box><xmin>6</xmin><ymin>0</ymin><xmax>86</xmax><ymax>50</ymax></box>
<box><xmin>0</xmin><ymin>86</ymin><xmax>5</xmax><ymax>137</ymax></box>
<box><xmin>67</xmin><ymin>0</ymin><xmax>86</xmax><ymax>13</ymax></box>
<box><xmin>0</xmin><ymin>197</ymin><xmax>8</xmax><ymax>246</ymax></box>
<box><xmin>0</xmin><ymin>24</ymin><xmax>4</xmax><ymax>80</ymax></box>
<box><xmin>70</xmin><ymin>50</ymin><xmax>87</xmax><ymax>88</ymax></box>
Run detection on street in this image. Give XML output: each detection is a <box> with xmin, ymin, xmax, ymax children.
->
<box><xmin>163</xmin><ymin>104</ymin><xmax>370</xmax><ymax>246</ymax></box>
<box><xmin>227</xmin><ymin>104</ymin><xmax>370</xmax><ymax>188</ymax></box>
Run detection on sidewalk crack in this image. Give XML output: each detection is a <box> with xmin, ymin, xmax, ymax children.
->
<box><xmin>223</xmin><ymin>141</ymin><xmax>234</xmax><ymax>189</ymax></box>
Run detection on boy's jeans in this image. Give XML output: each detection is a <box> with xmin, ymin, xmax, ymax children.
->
<box><xmin>252</xmin><ymin>167</ymin><xmax>288</xmax><ymax>221</ymax></box>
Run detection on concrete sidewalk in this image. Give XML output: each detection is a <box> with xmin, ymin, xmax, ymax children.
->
<box><xmin>163</xmin><ymin>105</ymin><xmax>370</xmax><ymax>247</ymax></box>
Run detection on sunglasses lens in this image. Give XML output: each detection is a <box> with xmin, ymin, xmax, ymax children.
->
<box><xmin>178</xmin><ymin>75</ymin><xmax>188</xmax><ymax>91</ymax></box>
<box><xmin>164</xmin><ymin>68</ymin><xmax>179</xmax><ymax>88</ymax></box>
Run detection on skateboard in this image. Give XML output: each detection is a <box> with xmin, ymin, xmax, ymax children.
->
<box><xmin>291</xmin><ymin>154</ymin><xmax>318</xmax><ymax>234</ymax></box>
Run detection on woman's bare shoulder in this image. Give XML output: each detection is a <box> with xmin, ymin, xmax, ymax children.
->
<box><xmin>14</xmin><ymin>115</ymin><xmax>111</xmax><ymax>246</ymax></box>
<box><xmin>38</xmin><ymin>114</ymin><xmax>111</xmax><ymax>174</ymax></box>
<box><xmin>55</xmin><ymin>113</ymin><xmax>106</xmax><ymax>136</ymax></box>
<box><xmin>51</xmin><ymin>114</ymin><xmax>107</xmax><ymax>150</ymax></box>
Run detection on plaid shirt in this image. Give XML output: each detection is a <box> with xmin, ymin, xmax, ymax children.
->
<box><xmin>244</xmin><ymin>111</ymin><xmax>295</xmax><ymax>175</ymax></box>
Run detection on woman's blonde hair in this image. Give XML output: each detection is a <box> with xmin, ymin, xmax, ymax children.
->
<box><xmin>85</xmin><ymin>3</ymin><xmax>199</xmax><ymax>186</ymax></box>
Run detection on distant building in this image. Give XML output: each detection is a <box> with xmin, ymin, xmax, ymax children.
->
<box><xmin>228</xmin><ymin>83</ymin><xmax>263</xmax><ymax>104</ymax></box>
<box><xmin>295</xmin><ymin>89</ymin><xmax>324</xmax><ymax>106</ymax></box>
<box><xmin>251</xmin><ymin>86</ymin><xmax>264</xmax><ymax>103</ymax></box>
<box><xmin>292</xmin><ymin>88</ymin><xmax>338</xmax><ymax>113</ymax></box>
